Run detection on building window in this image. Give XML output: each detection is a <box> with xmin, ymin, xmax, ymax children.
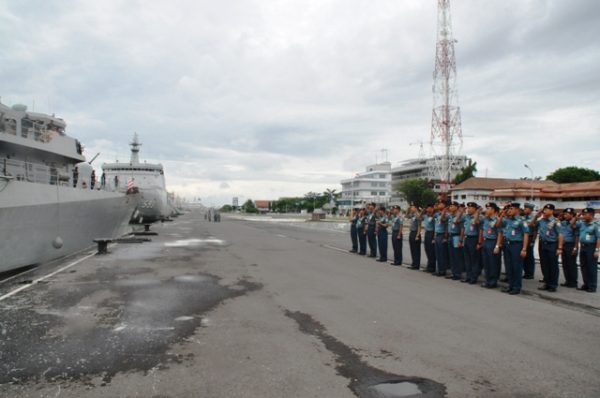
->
<box><xmin>379</xmin><ymin>174</ymin><xmax>386</xmax><ymax>178</ymax></box>
<box><xmin>461</xmin><ymin>195</ymin><xmax>466</xmax><ymax>199</ymax></box>
<box><xmin>371</xmin><ymin>191</ymin><xmax>377</xmax><ymax>196</ymax></box>
<box><xmin>379</xmin><ymin>192</ymin><xmax>386</xmax><ymax>195</ymax></box>
<box><xmin>371</xmin><ymin>182</ymin><xmax>378</xmax><ymax>187</ymax></box>
<box><xmin>474</xmin><ymin>195</ymin><xmax>480</xmax><ymax>200</ymax></box>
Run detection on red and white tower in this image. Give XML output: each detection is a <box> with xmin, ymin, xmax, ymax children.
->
<box><xmin>430</xmin><ymin>0</ymin><xmax>463</xmax><ymax>192</ymax></box>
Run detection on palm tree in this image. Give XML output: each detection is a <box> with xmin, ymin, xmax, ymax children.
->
<box><xmin>324</xmin><ymin>188</ymin><xmax>337</xmax><ymax>204</ymax></box>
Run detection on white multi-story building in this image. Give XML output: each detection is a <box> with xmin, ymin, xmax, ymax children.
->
<box><xmin>388</xmin><ymin>155</ymin><xmax>469</xmax><ymax>208</ymax></box>
<box><xmin>391</xmin><ymin>155</ymin><xmax>469</xmax><ymax>191</ymax></box>
<box><xmin>339</xmin><ymin>162</ymin><xmax>392</xmax><ymax>210</ymax></box>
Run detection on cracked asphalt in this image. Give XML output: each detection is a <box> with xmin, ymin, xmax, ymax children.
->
<box><xmin>0</xmin><ymin>210</ymin><xmax>599</xmax><ymax>398</ymax></box>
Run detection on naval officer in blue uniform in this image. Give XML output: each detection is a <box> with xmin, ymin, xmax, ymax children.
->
<box><xmin>376</xmin><ymin>206</ymin><xmax>389</xmax><ymax>262</ymax></box>
<box><xmin>390</xmin><ymin>205</ymin><xmax>403</xmax><ymax>265</ymax></box>
<box><xmin>479</xmin><ymin>202</ymin><xmax>502</xmax><ymax>288</ymax></box>
<box><xmin>349</xmin><ymin>208</ymin><xmax>359</xmax><ymax>253</ymax></box>
<box><xmin>575</xmin><ymin>208</ymin><xmax>600</xmax><ymax>293</ymax></box>
<box><xmin>433</xmin><ymin>201</ymin><xmax>449</xmax><ymax>276</ymax></box>
<box><xmin>498</xmin><ymin>203</ymin><xmax>530</xmax><ymax>295</ymax></box>
<box><xmin>522</xmin><ymin>203</ymin><xmax>536</xmax><ymax>279</ymax></box>
<box><xmin>421</xmin><ymin>204</ymin><xmax>437</xmax><ymax>273</ymax></box>
<box><xmin>461</xmin><ymin>202</ymin><xmax>482</xmax><ymax>284</ymax></box>
<box><xmin>559</xmin><ymin>208</ymin><xmax>579</xmax><ymax>288</ymax></box>
<box><xmin>365</xmin><ymin>203</ymin><xmax>378</xmax><ymax>258</ymax></box>
<box><xmin>407</xmin><ymin>204</ymin><xmax>422</xmax><ymax>270</ymax></box>
<box><xmin>531</xmin><ymin>204</ymin><xmax>562</xmax><ymax>292</ymax></box>
<box><xmin>446</xmin><ymin>201</ymin><xmax>464</xmax><ymax>280</ymax></box>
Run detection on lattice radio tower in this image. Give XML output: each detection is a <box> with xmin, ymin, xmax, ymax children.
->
<box><xmin>430</xmin><ymin>0</ymin><xmax>463</xmax><ymax>192</ymax></box>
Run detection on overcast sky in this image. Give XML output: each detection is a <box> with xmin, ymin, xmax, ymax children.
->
<box><xmin>2</xmin><ymin>0</ymin><xmax>599</xmax><ymax>205</ymax></box>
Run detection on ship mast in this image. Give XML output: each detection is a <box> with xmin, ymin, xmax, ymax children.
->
<box><xmin>129</xmin><ymin>133</ymin><xmax>141</xmax><ymax>164</ymax></box>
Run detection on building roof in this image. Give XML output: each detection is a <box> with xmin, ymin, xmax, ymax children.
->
<box><xmin>452</xmin><ymin>177</ymin><xmax>556</xmax><ymax>191</ymax></box>
<box><xmin>454</xmin><ymin>177</ymin><xmax>600</xmax><ymax>199</ymax></box>
<box><xmin>254</xmin><ymin>200</ymin><xmax>271</xmax><ymax>209</ymax></box>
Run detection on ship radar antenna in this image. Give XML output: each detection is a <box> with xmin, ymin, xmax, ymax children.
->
<box><xmin>129</xmin><ymin>133</ymin><xmax>141</xmax><ymax>164</ymax></box>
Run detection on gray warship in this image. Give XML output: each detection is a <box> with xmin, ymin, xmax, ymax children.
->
<box><xmin>102</xmin><ymin>134</ymin><xmax>169</xmax><ymax>224</ymax></box>
<box><xmin>0</xmin><ymin>101</ymin><xmax>138</xmax><ymax>272</ymax></box>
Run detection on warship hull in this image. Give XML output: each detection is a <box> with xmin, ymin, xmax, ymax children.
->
<box><xmin>131</xmin><ymin>186</ymin><xmax>169</xmax><ymax>224</ymax></box>
<box><xmin>0</xmin><ymin>180</ymin><xmax>138</xmax><ymax>272</ymax></box>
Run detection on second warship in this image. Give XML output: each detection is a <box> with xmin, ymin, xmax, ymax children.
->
<box><xmin>101</xmin><ymin>134</ymin><xmax>170</xmax><ymax>224</ymax></box>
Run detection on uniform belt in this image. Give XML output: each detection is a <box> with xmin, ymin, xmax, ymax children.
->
<box><xmin>506</xmin><ymin>240</ymin><xmax>523</xmax><ymax>244</ymax></box>
<box><xmin>581</xmin><ymin>242</ymin><xmax>596</xmax><ymax>247</ymax></box>
<box><xmin>542</xmin><ymin>240</ymin><xmax>557</xmax><ymax>244</ymax></box>
<box><xmin>465</xmin><ymin>235</ymin><xmax>478</xmax><ymax>238</ymax></box>
<box><xmin>485</xmin><ymin>238</ymin><xmax>497</xmax><ymax>241</ymax></box>
<box><xmin>449</xmin><ymin>233</ymin><xmax>460</xmax><ymax>236</ymax></box>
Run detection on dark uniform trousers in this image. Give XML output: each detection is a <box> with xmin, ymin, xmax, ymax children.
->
<box><xmin>523</xmin><ymin>241</ymin><xmax>535</xmax><ymax>278</ymax></box>
<box><xmin>409</xmin><ymin>230</ymin><xmax>421</xmax><ymax>268</ymax></box>
<box><xmin>540</xmin><ymin>240</ymin><xmax>559</xmax><ymax>289</ymax></box>
<box><xmin>561</xmin><ymin>242</ymin><xmax>578</xmax><ymax>287</ymax></box>
<box><xmin>482</xmin><ymin>239</ymin><xmax>500</xmax><ymax>286</ymax></box>
<box><xmin>350</xmin><ymin>224</ymin><xmax>358</xmax><ymax>252</ymax></box>
<box><xmin>424</xmin><ymin>230</ymin><xmax>436</xmax><ymax>272</ymax></box>
<box><xmin>580</xmin><ymin>243</ymin><xmax>598</xmax><ymax>291</ymax></box>
<box><xmin>505</xmin><ymin>240</ymin><xmax>524</xmax><ymax>291</ymax></box>
<box><xmin>367</xmin><ymin>224</ymin><xmax>377</xmax><ymax>257</ymax></box>
<box><xmin>435</xmin><ymin>235</ymin><xmax>448</xmax><ymax>275</ymax></box>
<box><xmin>358</xmin><ymin>228</ymin><xmax>367</xmax><ymax>255</ymax></box>
<box><xmin>391</xmin><ymin>231</ymin><xmax>402</xmax><ymax>265</ymax></box>
<box><xmin>448</xmin><ymin>235</ymin><xmax>464</xmax><ymax>278</ymax></box>
<box><xmin>378</xmin><ymin>228</ymin><xmax>388</xmax><ymax>261</ymax></box>
<box><xmin>463</xmin><ymin>236</ymin><xmax>480</xmax><ymax>282</ymax></box>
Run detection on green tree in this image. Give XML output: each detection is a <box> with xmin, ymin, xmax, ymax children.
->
<box><xmin>220</xmin><ymin>204</ymin><xmax>233</xmax><ymax>213</ymax></box>
<box><xmin>546</xmin><ymin>166</ymin><xmax>600</xmax><ymax>183</ymax></box>
<box><xmin>453</xmin><ymin>159</ymin><xmax>478</xmax><ymax>185</ymax></box>
<box><xmin>241</xmin><ymin>199</ymin><xmax>258</xmax><ymax>213</ymax></box>
<box><xmin>394</xmin><ymin>178</ymin><xmax>437</xmax><ymax>209</ymax></box>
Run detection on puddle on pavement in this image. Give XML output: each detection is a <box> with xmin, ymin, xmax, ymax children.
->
<box><xmin>164</xmin><ymin>238</ymin><xmax>225</xmax><ymax>247</ymax></box>
<box><xmin>174</xmin><ymin>275</ymin><xmax>209</xmax><ymax>283</ymax></box>
<box><xmin>370</xmin><ymin>381</ymin><xmax>422</xmax><ymax>397</ymax></box>
<box><xmin>284</xmin><ymin>310</ymin><xmax>446</xmax><ymax>398</ymax></box>
<box><xmin>114</xmin><ymin>278</ymin><xmax>160</xmax><ymax>287</ymax></box>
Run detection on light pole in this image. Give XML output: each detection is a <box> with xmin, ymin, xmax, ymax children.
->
<box><xmin>524</xmin><ymin>164</ymin><xmax>534</xmax><ymax>203</ymax></box>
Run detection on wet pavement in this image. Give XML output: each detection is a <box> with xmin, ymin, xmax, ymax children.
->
<box><xmin>1</xmin><ymin>211</ymin><xmax>599</xmax><ymax>397</ymax></box>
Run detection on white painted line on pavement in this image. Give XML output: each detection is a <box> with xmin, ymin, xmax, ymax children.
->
<box><xmin>276</xmin><ymin>234</ymin><xmax>287</xmax><ymax>238</ymax></box>
<box><xmin>0</xmin><ymin>251</ymin><xmax>96</xmax><ymax>303</ymax></box>
<box><xmin>321</xmin><ymin>244</ymin><xmax>349</xmax><ymax>254</ymax></box>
